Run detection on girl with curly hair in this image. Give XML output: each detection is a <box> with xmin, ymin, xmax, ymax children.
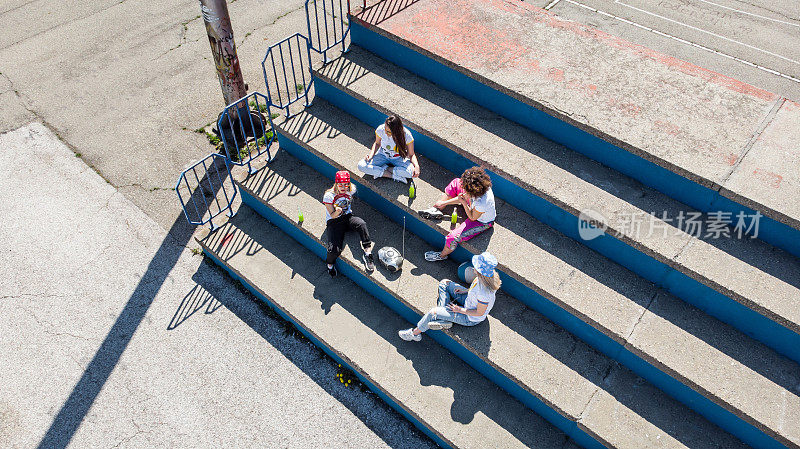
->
<box><xmin>419</xmin><ymin>166</ymin><xmax>496</xmax><ymax>261</ymax></box>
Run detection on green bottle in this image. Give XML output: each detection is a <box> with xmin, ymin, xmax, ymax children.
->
<box><xmin>298</xmin><ymin>208</ymin><xmax>304</xmax><ymax>224</ymax></box>
<box><xmin>408</xmin><ymin>183</ymin><xmax>416</xmax><ymax>199</ymax></box>
<box><xmin>450</xmin><ymin>210</ymin><xmax>458</xmax><ymax>224</ymax></box>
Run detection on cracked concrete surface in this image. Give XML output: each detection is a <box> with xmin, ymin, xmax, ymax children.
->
<box><xmin>0</xmin><ymin>123</ymin><xmax>435</xmax><ymax>448</ymax></box>
<box><xmin>0</xmin><ymin>0</ymin><xmax>439</xmax><ymax>444</ymax></box>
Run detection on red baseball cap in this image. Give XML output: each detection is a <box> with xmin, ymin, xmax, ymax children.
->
<box><xmin>335</xmin><ymin>170</ymin><xmax>350</xmax><ymax>184</ymax></box>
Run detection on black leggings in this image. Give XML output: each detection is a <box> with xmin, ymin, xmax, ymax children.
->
<box><xmin>326</xmin><ymin>213</ymin><xmax>371</xmax><ymax>264</ymax></box>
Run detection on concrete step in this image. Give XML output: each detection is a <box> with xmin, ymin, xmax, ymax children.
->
<box><xmin>348</xmin><ymin>0</ymin><xmax>800</xmax><ymax>259</ymax></box>
<box><xmin>236</xmin><ymin>148</ymin><xmax>748</xmax><ymax>449</ymax></box>
<box><xmin>313</xmin><ymin>45</ymin><xmax>800</xmax><ymax>365</ymax></box>
<box><xmin>272</xmin><ymin>101</ymin><xmax>800</xmax><ymax>449</ymax></box>
<box><xmin>197</xmin><ymin>206</ymin><xmax>570</xmax><ymax>449</ymax></box>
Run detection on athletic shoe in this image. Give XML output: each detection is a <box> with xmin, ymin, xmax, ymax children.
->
<box><xmin>418</xmin><ymin>207</ymin><xmax>445</xmax><ymax>220</ymax></box>
<box><xmin>425</xmin><ymin>251</ymin><xmax>448</xmax><ymax>262</ymax></box>
<box><xmin>364</xmin><ymin>252</ymin><xmax>375</xmax><ymax>272</ymax></box>
<box><xmin>398</xmin><ymin>328</ymin><xmax>421</xmax><ymax>341</ymax></box>
<box><xmin>328</xmin><ymin>265</ymin><xmax>338</xmax><ymax>277</ymax></box>
<box><xmin>427</xmin><ymin>321</ymin><xmax>453</xmax><ymax>331</ymax></box>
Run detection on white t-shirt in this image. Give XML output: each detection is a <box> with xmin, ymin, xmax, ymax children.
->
<box><xmin>322</xmin><ymin>185</ymin><xmax>356</xmax><ymax>221</ymax></box>
<box><xmin>375</xmin><ymin>124</ymin><xmax>414</xmax><ymax>159</ymax></box>
<box><xmin>464</xmin><ymin>278</ymin><xmax>496</xmax><ymax>323</ymax></box>
<box><xmin>471</xmin><ymin>188</ymin><xmax>496</xmax><ymax>223</ymax></box>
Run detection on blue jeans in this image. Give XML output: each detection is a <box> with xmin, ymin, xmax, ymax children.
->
<box><xmin>416</xmin><ymin>280</ymin><xmax>477</xmax><ymax>332</ymax></box>
<box><xmin>357</xmin><ymin>153</ymin><xmax>414</xmax><ymax>180</ymax></box>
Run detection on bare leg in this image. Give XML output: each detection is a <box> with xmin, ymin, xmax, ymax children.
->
<box><xmin>439</xmin><ymin>242</ymin><xmax>456</xmax><ymax>258</ymax></box>
<box><xmin>433</xmin><ymin>193</ymin><xmax>455</xmax><ymax>209</ymax></box>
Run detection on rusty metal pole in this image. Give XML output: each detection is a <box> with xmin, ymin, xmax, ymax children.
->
<box><xmin>200</xmin><ymin>0</ymin><xmax>248</xmax><ymax>107</ymax></box>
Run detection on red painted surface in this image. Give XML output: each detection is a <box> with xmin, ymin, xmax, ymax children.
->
<box><xmin>752</xmin><ymin>168</ymin><xmax>783</xmax><ymax>188</ymax></box>
<box><xmin>221</xmin><ymin>233</ymin><xmax>234</xmax><ymax>247</ymax></box>
<box><xmin>374</xmin><ymin>0</ymin><xmax>777</xmax><ymax>102</ymax></box>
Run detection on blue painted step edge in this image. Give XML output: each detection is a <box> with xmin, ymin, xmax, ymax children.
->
<box><xmin>274</xmin><ymin>128</ymin><xmax>787</xmax><ymax>449</ymax></box>
<box><xmin>236</xmin><ymin>167</ymin><xmax>605</xmax><ymax>449</ymax></box>
<box><xmin>349</xmin><ymin>20</ymin><xmax>800</xmax><ymax>260</ymax></box>
<box><xmin>312</xmin><ymin>72</ymin><xmax>800</xmax><ymax>366</ymax></box>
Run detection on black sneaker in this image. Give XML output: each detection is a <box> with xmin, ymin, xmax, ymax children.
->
<box><xmin>364</xmin><ymin>253</ymin><xmax>375</xmax><ymax>272</ymax></box>
<box><xmin>328</xmin><ymin>265</ymin><xmax>338</xmax><ymax>277</ymax></box>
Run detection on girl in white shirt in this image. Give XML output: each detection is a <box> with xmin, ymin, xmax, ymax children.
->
<box><xmin>357</xmin><ymin>115</ymin><xmax>420</xmax><ymax>184</ymax></box>
<box><xmin>419</xmin><ymin>166</ymin><xmax>496</xmax><ymax>261</ymax></box>
<box><xmin>323</xmin><ymin>171</ymin><xmax>374</xmax><ymax>277</ymax></box>
<box><xmin>399</xmin><ymin>252</ymin><xmax>500</xmax><ymax>341</ymax></box>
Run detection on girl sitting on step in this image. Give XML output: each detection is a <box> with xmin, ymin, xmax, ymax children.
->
<box><xmin>357</xmin><ymin>115</ymin><xmax>420</xmax><ymax>184</ymax></box>
<box><xmin>418</xmin><ymin>166</ymin><xmax>496</xmax><ymax>262</ymax></box>
<box><xmin>399</xmin><ymin>252</ymin><xmax>500</xmax><ymax>341</ymax></box>
<box><xmin>323</xmin><ymin>170</ymin><xmax>375</xmax><ymax>277</ymax></box>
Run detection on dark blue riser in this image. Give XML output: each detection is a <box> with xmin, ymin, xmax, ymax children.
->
<box><xmin>349</xmin><ymin>20</ymin><xmax>800</xmax><ymax>261</ymax></box>
<box><xmin>313</xmin><ymin>77</ymin><xmax>800</xmax><ymax>365</ymax></box>
<box><xmin>274</xmin><ymin>132</ymin><xmax>784</xmax><ymax>449</ymax></box>
<box><xmin>237</xmin><ymin>165</ymin><xmax>604</xmax><ymax>449</ymax></box>
<box><xmin>201</xmin><ymin>242</ymin><xmax>452</xmax><ymax>449</ymax></box>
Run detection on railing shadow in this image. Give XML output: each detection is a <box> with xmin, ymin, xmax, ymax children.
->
<box><xmin>168</xmin><ymin>284</ymin><xmax>222</xmax><ymax>330</ymax></box>
<box><xmin>35</xmin><ymin>159</ymin><xmax>235</xmax><ymax>449</ymax></box>
<box><xmin>357</xmin><ymin>0</ymin><xmax>421</xmax><ymax>27</ymax></box>
<box><xmin>209</xmin><ymin>209</ymin><xmax>562</xmax><ymax>446</ymax></box>
<box><xmin>191</xmin><ymin>229</ymin><xmax>437</xmax><ymax>449</ymax></box>
<box><xmin>35</xmin><ymin>212</ymin><xmax>198</xmax><ymax>449</ymax></box>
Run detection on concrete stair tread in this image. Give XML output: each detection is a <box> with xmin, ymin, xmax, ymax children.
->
<box><xmin>239</xmin><ymin>151</ymin><xmax>747</xmax><ymax>448</ymax></box>
<box><xmin>274</xmin><ymin>102</ymin><xmax>800</xmax><ymax>448</ymax></box>
<box><xmin>350</xmin><ymin>0</ymin><xmax>800</xmax><ymax>233</ymax></box>
<box><xmin>198</xmin><ymin>206</ymin><xmax>568</xmax><ymax>449</ymax></box>
<box><xmin>315</xmin><ymin>45</ymin><xmax>800</xmax><ymax>339</ymax></box>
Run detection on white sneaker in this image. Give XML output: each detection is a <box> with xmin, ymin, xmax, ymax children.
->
<box><xmin>398</xmin><ymin>328</ymin><xmax>421</xmax><ymax>341</ymax></box>
<box><xmin>425</xmin><ymin>251</ymin><xmax>448</xmax><ymax>262</ymax></box>
<box><xmin>418</xmin><ymin>207</ymin><xmax>445</xmax><ymax>220</ymax></box>
<box><xmin>427</xmin><ymin>321</ymin><xmax>452</xmax><ymax>331</ymax></box>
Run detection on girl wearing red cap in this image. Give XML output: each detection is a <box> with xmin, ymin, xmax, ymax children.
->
<box><xmin>323</xmin><ymin>170</ymin><xmax>374</xmax><ymax>276</ymax></box>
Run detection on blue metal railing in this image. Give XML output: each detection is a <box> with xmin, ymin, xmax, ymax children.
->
<box><xmin>262</xmin><ymin>33</ymin><xmax>314</xmax><ymax>118</ymax></box>
<box><xmin>176</xmin><ymin>153</ymin><xmax>238</xmax><ymax>232</ymax></box>
<box><xmin>306</xmin><ymin>0</ymin><xmax>352</xmax><ymax>63</ymax></box>
<box><xmin>217</xmin><ymin>92</ymin><xmax>276</xmax><ymax>174</ymax></box>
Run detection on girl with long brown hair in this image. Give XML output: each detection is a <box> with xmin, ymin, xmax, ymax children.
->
<box><xmin>357</xmin><ymin>115</ymin><xmax>420</xmax><ymax>184</ymax></box>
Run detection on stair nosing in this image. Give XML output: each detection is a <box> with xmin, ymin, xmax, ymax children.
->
<box><xmin>273</xmin><ymin>104</ymin><xmax>800</xmax><ymax>449</ymax></box>
<box><xmin>312</xmin><ymin>54</ymin><xmax>800</xmax><ymax>337</ymax></box>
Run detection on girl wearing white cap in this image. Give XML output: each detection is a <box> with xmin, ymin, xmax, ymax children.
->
<box><xmin>399</xmin><ymin>252</ymin><xmax>500</xmax><ymax>341</ymax></box>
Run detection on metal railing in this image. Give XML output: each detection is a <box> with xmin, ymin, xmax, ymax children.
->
<box><xmin>217</xmin><ymin>92</ymin><xmax>276</xmax><ymax>174</ymax></box>
<box><xmin>178</xmin><ymin>0</ymin><xmax>367</xmax><ymax>229</ymax></box>
<box><xmin>306</xmin><ymin>0</ymin><xmax>351</xmax><ymax>63</ymax></box>
<box><xmin>176</xmin><ymin>153</ymin><xmax>238</xmax><ymax>232</ymax></box>
<box><xmin>262</xmin><ymin>33</ymin><xmax>314</xmax><ymax>118</ymax></box>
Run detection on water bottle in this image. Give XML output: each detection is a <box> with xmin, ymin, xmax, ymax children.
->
<box><xmin>298</xmin><ymin>208</ymin><xmax>304</xmax><ymax>224</ymax></box>
<box><xmin>408</xmin><ymin>183</ymin><xmax>416</xmax><ymax>199</ymax></box>
<box><xmin>451</xmin><ymin>210</ymin><xmax>458</xmax><ymax>225</ymax></box>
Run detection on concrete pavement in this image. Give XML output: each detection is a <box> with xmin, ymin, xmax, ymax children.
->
<box><xmin>0</xmin><ymin>123</ymin><xmax>436</xmax><ymax>447</ymax></box>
